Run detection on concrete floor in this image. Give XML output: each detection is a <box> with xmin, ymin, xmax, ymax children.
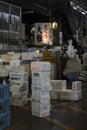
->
<box><xmin>6</xmin><ymin>83</ymin><xmax>87</xmax><ymax>130</ymax></box>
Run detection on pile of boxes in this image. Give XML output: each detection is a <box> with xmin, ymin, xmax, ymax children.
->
<box><xmin>0</xmin><ymin>84</ymin><xmax>11</xmax><ymax>130</ymax></box>
<box><xmin>10</xmin><ymin>66</ymin><xmax>28</xmax><ymax>106</ymax></box>
<box><xmin>51</xmin><ymin>80</ymin><xmax>82</xmax><ymax>101</ymax></box>
<box><xmin>31</xmin><ymin>61</ymin><xmax>51</xmax><ymax>117</ymax></box>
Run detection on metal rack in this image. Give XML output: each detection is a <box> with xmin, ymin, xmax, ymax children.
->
<box><xmin>0</xmin><ymin>1</ymin><xmax>21</xmax><ymax>51</ymax></box>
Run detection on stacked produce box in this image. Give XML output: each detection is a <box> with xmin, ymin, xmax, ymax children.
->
<box><xmin>10</xmin><ymin>66</ymin><xmax>28</xmax><ymax>106</ymax></box>
<box><xmin>31</xmin><ymin>62</ymin><xmax>51</xmax><ymax>117</ymax></box>
<box><xmin>0</xmin><ymin>84</ymin><xmax>11</xmax><ymax>130</ymax></box>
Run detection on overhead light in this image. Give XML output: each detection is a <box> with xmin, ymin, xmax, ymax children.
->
<box><xmin>73</xmin><ymin>6</ymin><xmax>77</xmax><ymax>10</ymax></box>
<box><xmin>81</xmin><ymin>11</ymin><xmax>86</xmax><ymax>15</ymax></box>
<box><xmin>52</xmin><ymin>21</ymin><xmax>58</xmax><ymax>29</ymax></box>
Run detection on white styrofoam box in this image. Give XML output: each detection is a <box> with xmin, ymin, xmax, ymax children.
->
<box><xmin>72</xmin><ymin>81</ymin><xmax>82</xmax><ymax>91</ymax></box>
<box><xmin>51</xmin><ymin>80</ymin><xmax>67</xmax><ymax>91</ymax></box>
<box><xmin>0</xmin><ymin>69</ymin><xmax>9</xmax><ymax>77</ymax></box>
<box><xmin>36</xmin><ymin>102</ymin><xmax>50</xmax><ymax>112</ymax></box>
<box><xmin>11</xmin><ymin>66</ymin><xmax>25</xmax><ymax>73</ymax></box>
<box><xmin>51</xmin><ymin>90</ymin><xmax>59</xmax><ymax>100</ymax></box>
<box><xmin>10</xmin><ymin>60</ymin><xmax>21</xmax><ymax>66</ymax></box>
<box><xmin>10</xmin><ymin>82</ymin><xmax>28</xmax><ymax>94</ymax></box>
<box><xmin>50</xmin><ymin>63</ymin><xmax>57</xmax><ymax>80</ymax></box>
<box><xmin>58</xmin><ymin>90</ymin><xmax>73</xmax><ymax>100</ymax></box>
<box><xmin>31</xmin><ymin>99</ymin><xmax>50</xmax><ymax>112</ymax></box>
<box><xmin>32</xmin><ymin>110</ymin><xmax>50</xmax><ymax>118</ymax></box>
<box><xmin>12</xmin><ymin>90</ymin><xmax>28</xmax><ymax>98</ymax></box>
<box><xmin>11</xmin><ymin>53</ymin><xmax>20</xmax><ymax>60</ymax></box>
<box><xmin>32</xmin><ymin>78</ymin><xmax>51</xmax><ymax>85</ymax></box>
<box><xmin>12</xmin><ymin>96</ymin><xmax>27</xmax><ymax>106</ymax></box>
<box><xmin>32</xmin><ymin>70</ymin><xmax>50</xmax><ymax>80</ymax></box>
<box><xmin>31</xmin><ymin>62</ymin><xmax>51</xmax><ymax>71</ymax></box>
<box><xmin>32</xmin><ymin>89</ymin><xmax>50</xmax><ymax>102</ymax></box>
<box><xmin>32</xmin><ymin>83</ymin><xmax>52</xmax><ymax>91</ymax></box>
<box><xmin>10</xmin><ymin>72</ymin><xmax>28</xmax><ymax>85</ymax></box>
<box><xmin>22</xmin><ymin>52</ymin><xmax>37</xmax><ymax>60</ymax></box>
<box><xmin>71</xmin><ymin>90</ymin><xmax>82</xmax><ymax>101</ymax></box>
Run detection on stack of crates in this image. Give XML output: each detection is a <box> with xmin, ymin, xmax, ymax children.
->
<box><xmin>0</xmin><ymin>84</ymin><xmax>11</xmax><ymax>130</ymax></box>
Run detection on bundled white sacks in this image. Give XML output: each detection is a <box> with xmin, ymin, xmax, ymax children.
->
<box><xmin>31</xmin><ymin>62</ymin><xmax>51</xmax><ymax>117</ymax></box>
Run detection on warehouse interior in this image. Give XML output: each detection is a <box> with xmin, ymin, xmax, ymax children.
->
<box><xmin>0</xmin><ymin>0</ymin><xmax>87</xmax><ymax>130</ymax></box>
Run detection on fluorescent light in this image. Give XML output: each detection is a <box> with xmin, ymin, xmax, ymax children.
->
<box><xmin>73</xmin><ymin>6</ymin><xmax>77</xmax><ymax>10</ymax></box>
<box><xmin>82</xmin><ymin>11</ymin><xmax>86</xmax><ymax>15</ymax></box>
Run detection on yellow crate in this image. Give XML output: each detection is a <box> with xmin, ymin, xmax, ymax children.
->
<box><xmin>43</xmin><ymin>50</ymin><xmax>52</xmax><ymax>57</ymax></box>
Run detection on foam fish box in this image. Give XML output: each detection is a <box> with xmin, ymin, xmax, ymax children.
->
<box><xmin>31</xmin><ymin>99</ymin><xmax>50</xmax><ymax>113</ymax></box>
<box><xmin>10</xmin><ymin>72</ymin><xmax>28</xmax><ymax>85</ymax></box>
<box><xmin>10</xmin><ymin>82</ymin><xmax>28</xmax><ymax>97</ymax></box>
<box><xmin>72</xmin><ymin>81</ymin><xmax>82</xmax><ymax>91</ymax></box>
<box><xmin>31</xmin><ymin>62</ymin><xmax>50</xmax><ymax>71</ymax></box>
<box><xmin>32</xmin><ymin>110</ymin><xmax>50</xmax><ymax>118</ymax></box>
<box><xmin>32</xmin><ymin>89</ymin><xmax>50</xmax><ymax>102</ymax></box>
<box><xmin>51</xmin><ymin>80</ymin><xmax>67</xmax><ymax>91</ymax></box>
<box><xmin>12</xmin><ymin>96</ymin><xmax>27</xmax><ymax>106</ymax></box>
<box><xmin>32</xmin><ymin>70</ymin><xmax>50</xmax><ymax>80</ymax></box>
<box><xmin>51</xmin><ymin>90</ymin><xmax>59</xmax><ymax>100</ymax></box>
<box><xmin>71</xmin><ymin>90</ymin><xmax>82</xmax><ymax>101</ymax></box>
<box><xmin>32</xmin><ymin>83</ymin><xmax>51</xmax><ymax>91</ymax></box>
<box><xmin>58</xmin><ymin>90</ymin><xmax>73</xmax><ymax>100</ymax></box>
<box><xmin>11</xmin><ymin>66</ymin><xmax>25</xmax><ymax>73</ymax></box>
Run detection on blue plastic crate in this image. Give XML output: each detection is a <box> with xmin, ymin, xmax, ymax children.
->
<box><xmin>0</xmin><ymin>99</ymin><xmax>10</xmax><ymax>114</ymax></box>
<box><xmin>4</xmin><ymin>113</ymin><xmax>11</xmax><ymax>129</ymax></box>
<box><xmin>0</xmin><ymin>113</ymin><xmax>11</xmax><ymax>130</ymax></box>
<box><xmin>0</xmin><ymin>84</ymin><xmax>10</xmax><ymax>101</ymax></box>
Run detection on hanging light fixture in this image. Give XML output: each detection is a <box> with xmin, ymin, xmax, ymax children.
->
<box><xmin>52</xmin><ymin>21</ymin><xmax>58</xmax><ymax>29</ymax></box>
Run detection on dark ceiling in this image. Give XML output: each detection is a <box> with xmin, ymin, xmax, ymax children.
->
<box><xmin>72</xmin><ymin>0</ymin><xmax>87</xmax><ymax>10</ymax></box>
<box><xmin>1</xmin><ymin>0</ymin><xmax>87</xmax><ymax>24</ymax></box>
<box><xmin>1</xmin><ymin>0</ymin><xmax>87</xmax><ymax>14</ymax></box>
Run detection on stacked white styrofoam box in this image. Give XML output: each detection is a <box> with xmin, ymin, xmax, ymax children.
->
<box><xmin>10</xmin><ymin>65</ymin><xmax>28</xmax><ymax>106</ymax></box>
<box><xmin>51</xmin><ymin>80</ymin><xmax>66</xmax><ymax>90</ymax></box>
<box><xmin>71</xmin><ymin>81</ymin><xmax>82</xmax><ymax>101</ymax></box>
<box><xmin>10</xmin><ymin>72</ymin><xmax>28</xmax><ymax>85</ymax></box>
<box><xmin>58</xmin><ymin>90</ymin><xmax>73</xmax><ymax>100</ymax></box>
<box><xmin>51</xmin><ymin>80</ymin><xmax>82</xmax><ymax>101</ymax></box>
<box><xmin>51</xmin><ymin>80</ymin><xmax>66</xmax><ymax>99</ymax></box>
<box><xmin>58</xmin><ymin>81</ymin><xmax>82</xmax><ymax>101</ymax></box>
<box><xmin>10</xmin><ymin>82</ymin><xmax>28</xmax><ymax>106</ymax></box>
<box><xmin>31</xmin><ymin>62</ymin><xmax>51</xmax><ymax>117</ymax></box>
